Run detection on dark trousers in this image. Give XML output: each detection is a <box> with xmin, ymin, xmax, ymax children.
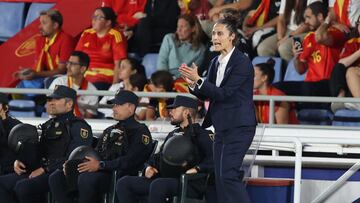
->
<box><xmin>116</xmin><ymin>176</ymin><xmax>179</xmax><ymax>203</ymax></box>
<box><xmin>0</xmin><ymin>172</ymin><xmax>49</xmax><ymax>203</ymax></box>
<box><xmin>214</xmin><ymin>126</ymin><xmax>255</xmax><ymax>203</ymax></box>
<box><xmin>329</xmin><ymin>63</ymin><xmax>352</xmax><ymax>97</ymax></box>
<box><xmin>49</xmin><ymin>169</ymin><xmax>112</xmax><ymax>203</ymax></box>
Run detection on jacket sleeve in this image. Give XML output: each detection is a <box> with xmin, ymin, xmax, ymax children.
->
<box><xmin>196</xmin><ymin>128</ymin><xmax>214</xmax><ymax>172</ymax></box>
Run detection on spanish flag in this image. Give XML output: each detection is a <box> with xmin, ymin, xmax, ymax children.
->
<box><xmin>246</xmin><ymin>0</ymin><xmax>271</xmax><ymax>27</ymax></box>
<box><xmin>333</xmin><ymin>0</ymin><xmax>351</xmax><ymax>28</ymax></box>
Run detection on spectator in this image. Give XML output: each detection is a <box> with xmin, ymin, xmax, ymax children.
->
<box><xmin>242</xmin><ymin>0</ymin><xmax>281</xmax><ymax>50</ymax></box>
<box><xmin>76</xmin><ymin>7</ymin><xmax>127</xmax><ymax>90</ymax></box>
<box><xmin>330</xmin><ymin>16</ymin><xmax>360</xmax><ymax>111</ymax></box>
<box><xmin>101</xmin><ymin>0</ymin><xmax>147</xmax><ymax>29</ymax></box>
<box><xmin>208</xmin><ymin>0</ymin><xmax>254</xmax><ymax>22</ymax></box>
<box><xmin>99</xmin><ymin>58</ymin><xmax>147</xmax><ymax>118</ymax></box>
<box><xmin>257</xmin><ymin>0</ymin><xmax>321</xmax><ymax>62</ymax></box>
<box><xmin>49</xmin><ymin>51</ymin><xmax>98</xmax><ymax>118</ymax></box>
<box><xmin>328</xmin><ymin>0</ymin><xmax>360</xmax><ymax>33</ymax></box>
<box><xmin>253</xmin><ymin>59</ymin><xmax>298</xmax><ymax>124</ymax></box>
<box><xmin>274</xmin><ymin>2</ymin><xmax>346</xmax><ymax>103</ymax></box>
<box><xmin>145</xmin><ymin>71</ymin><xmax>175</xmax><ymax>120</ymax></box>
<box><xmin>14</xmin><ymin>9</ymin><xmax>74</xmax><ymax>91</ymax></box>
<box><xmin>128</xmin><ymin>0</ymin><xmax>180</xmax><ymax>56</ymax></box>
<box><xmin>157</xmin><ymin>14</ymin><xmax>208</xmax><ymax>78</ymax></box>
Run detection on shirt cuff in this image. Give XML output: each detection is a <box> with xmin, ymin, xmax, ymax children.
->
<box><xmin>197</xmin><ymin>78</ymin><xmax>204</xmax><ymax>89</ymax></box>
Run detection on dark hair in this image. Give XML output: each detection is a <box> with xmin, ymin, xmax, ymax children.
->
<box><xmin>255</xmin><ymin>58</ymin><xmax>275</xmax><ymax>84</ymax></box>
<box><xmin>284</xmin><ymin>0</ymin><xmax>307</xmax><ymax>25</ymax></box>
<box><xmin>175</xmin><ymin>14</ymin><xmax>208</xmax><ymax>49</ymax></box>
<box><xmin>307</xmin><ymin>2</ymin><xmax>328</xmax><ymax>18</ymax></box>
<box><xmin>71</xmin><ymin>51</ymin><xmax>90</xmax><ymax>68</ymax></box>
<box><xmin>129</xmin><ymin>73</ymin><xmax>148</xmax><ymax>91</ymax></box>
<box><xmin>40</xmin><ymin>9</ymin><xmax>63</xmax><ymax>28</ymax></box>
<box><xmin>219</xmin><ymin>8</ymin><xmax>243</xmax><ymax>28</ymax></box>
<box><xmin>96</xmin><ymin>7</ymin><xmax>117</xmax><ymax>27</ymax></box>
<box><xmin>150</xmin><ymin>71</ymin><xmax>174</xmax><ymax>92</ymax></box>
<box><xmin>127</xmin><ymin>57</ymin><xmax>146</xmax><ymax>78</ymax></box>
<box><xmin>1</xmin><ymin>104</ymin><xmax>8</xmax><ymax>115</ymax></box>
<box><xmin>216</xmin><ymin>18</ymin><xmax>239</xmax><ymax>46</ymax></box>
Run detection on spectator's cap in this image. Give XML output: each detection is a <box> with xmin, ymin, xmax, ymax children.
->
<box><xmin>0</xmin><ymin>93</ymin><xmax>9</xmax><ymax>104</ymax></box>
<box><xmin>167</xmin><ymin>96</ymin><xmax>198</xmax><ymax>110</ymax></box>
<box><xmin>47</xmin><ymin>85</ymin><xmax>76</xmax><ymax>101</ymax></box>
<box><xmin>110</xmin><ymin>90</ymin><xmax>139</xmax><ymax>106</ymax></box>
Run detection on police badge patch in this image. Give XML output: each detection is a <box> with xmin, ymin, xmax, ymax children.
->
<box><xmin>142</xmin><ymin>135</ymin><xmax>150</xmax><ymax>145</ymax></box>
<box><xmin>80</xmin><ymin>128</ymin><xmax>89</xmax><ymax>139</ymax></box>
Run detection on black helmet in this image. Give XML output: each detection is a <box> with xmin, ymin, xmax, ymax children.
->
<box><xmin>68</xmin><ymin>146</ymin><xmax>100</xmax><ymax>161</ymax></box>
<box><xmin>66</xmin><ymin>146</ymin><xmax>100</xmax><ymax>196</ymax></box>
<box><xmin>162</xmin><ymin>135</ymin><xmax>195</xmax><ymax>166</ymax></box>
<box><xmin>8</xmin><ymin>123</ymin><xmax>39</xmax><ymax>153</ymax></box>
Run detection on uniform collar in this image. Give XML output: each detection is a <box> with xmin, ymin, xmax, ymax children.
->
<box><xmin>116</xmin><ymin>115</ymin><xmax>138</xmax><ymax>129</ymax></box>
<box><xmin>54</xmin><ymin>111</ymin><xmax>75</xmax><ymax>121</ymax></box>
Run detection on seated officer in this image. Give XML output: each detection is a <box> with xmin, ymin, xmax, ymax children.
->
<box><xmin>0</xmin><ymin>85</ymin><xmax>92</xmax><ymax>203</ymax></box>
<box><xmin>49</xmin><ymin>90</ymin><xmax>153</xmax><ymax>203</ymax></box>
<box><xmin>0</xmin><ymin>93</ymin><xmax>21</xmax><ymax>175</ymax></box>
<box><xmin>117</xmin><ymin>95</ymin><xmax>214</xmax><ymax>203</ymax></box>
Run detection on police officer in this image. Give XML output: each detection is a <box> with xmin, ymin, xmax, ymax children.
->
<box><xmin>0</xmin><ymin>93</ymin><xmax>21</xmax><ymax>175</ymax></box>
<box><xmin>117</xmin><ymin>95</ymin><xmax>214</xmax><ymax>203</ymax></box>
<box><xmin>49</xmin><ymin>90</ymin><xmax>153</xmax><ymax>203</ymax></box>
<box><xmin>0</xmin><ymin>85</ymin><xmax>93</xmax><ymax>203</ymax></box>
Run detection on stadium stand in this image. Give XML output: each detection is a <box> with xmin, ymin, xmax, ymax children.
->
<box><xmin>142</xmin><ymin>53</ymin><xmax>159</xmax><ymax>78</ymax></box>
<box><xmin>0</xmin><ymin>2</ymin><xmax>25</xmax><ymax>42</ymax></box>
<box><xmin>283</xmin><ymin>58</ymin><xmax>306</xmax><ymax>82</ymax></box>
<box><xmin>332</xmin><ymin>109</ymin><xmax>360</xmax><ymax>126</ymax></box>
<box><xmin>24</xmin><ymin>3</ymin><xmax>55</xmax><ymax>26</ymax></box>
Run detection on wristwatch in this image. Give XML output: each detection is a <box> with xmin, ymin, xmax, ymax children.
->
<box><xmin>99</xmin><ymin>161</ymin><xmax>105</xmax><ymax>170</ymax></box>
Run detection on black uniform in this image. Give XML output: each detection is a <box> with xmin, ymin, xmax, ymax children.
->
<box><xmin>116</xmin><ymin>123</ymin><xmax>214</xmax><ymax>203</ymax></box>
<box><xmin>49</xmin><ymin>116</ymin><xmax>153</xmax><ymax>203</ymax></box>
<box><xmin>0</xmin><ymin>116</ymin><xmax>21</xmax><ymax>175</ymax></box>
<box><xmin>0</xmin><ymin>112</ymin><xmax>92</xmax><ymax>203</ymax></box>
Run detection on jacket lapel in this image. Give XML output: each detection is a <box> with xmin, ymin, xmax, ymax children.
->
<box><xmin>220</xmin><ymin>49</ymin><xmax>239</xmax><ymax>87</ymax></box>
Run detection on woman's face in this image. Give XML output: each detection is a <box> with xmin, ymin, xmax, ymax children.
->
<box><xmin>176</xmin><ymin>18</ymin><xmax>193</xmax><ymax>42</ymax></box>
<box><xmin>92</xmin><ymin>9</ymin><xmax>109</xmax><ymax>32</ymax></box>
<box><xmin>211</xmin><ymin>23</ymin><xmax>235</xmax><ymax>53</ymax></box>
<box><xmin>253</xmin><ymin>67</ymin><xmax>267</xmax><ymax>90</ymax></box>
<box><xmin>118</xmin><ymin>59</ymin><xmax>136</xmax><ymax>80</ymax></box>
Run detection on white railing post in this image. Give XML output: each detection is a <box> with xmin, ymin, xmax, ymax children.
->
<box><xmin>293</xmin><ymin>138</ymin><xmax>303</xmax><ymax>203</ymax></box>
<box><xmin>269</xmin><ymin>99</ymin><xmax>275</xmax><ymax>125</ymax></box>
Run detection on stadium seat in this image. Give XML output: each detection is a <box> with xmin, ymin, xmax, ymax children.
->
<box><xmin>283</xmin><ymin>58</ymin><xmax>306</xmax><ymax>81</ymax></box>
<box><xmin>0</xmin><ymin>2</ymin><xmax>26</xmax><ymax>42</ymax></box>
<box><xmin>142</xmin><ymin>53</ymin><xmax>159</xmax><ymax>78</ymax></box>
<box><xmin>297</xmin><ymin>109</ymin><xmax>334</xmax><ymax>125</ymax></box>
<box><xmin>24</xmin><ymin>3</ymin><xmax>55</xmax><ymax>26</ymax></box>
<box><xmin>252</xmin><ymin>56</ymin><xmax>283</xmax><ymax>83</ymax></box>
<box><xmin>332</xmin><ymin>109</ymin><xmax>360</xmax><ymax>126</ymax></box>
<box><xmin>8</xmin><ymin>99</ymin><xmax>36</xmax><ymax>117</ymax></box>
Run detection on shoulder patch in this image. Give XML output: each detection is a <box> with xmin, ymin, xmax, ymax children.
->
<box><xmin>80</xmin><ymin>128</ymin><xmax>89</xmax><ymax>139</ymax></box>
<box><xmin>142</xmin><ymin>134</ymin><xmax>150</xmax><ymax>145</ymax></box>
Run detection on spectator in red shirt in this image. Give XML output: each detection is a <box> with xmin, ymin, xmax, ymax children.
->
<box><xmin>14</xmin><ymin>9</ymin><xmax>74</xmax><ymax>90</ymax></box>
<box><xmin>274</xmin><ymin>2</ymin><xmax>346</xmax><ymax>102</ymax></box>
<box><xmin>254</xmin><ymin>58</ymin><xmax>298</xmax><ymax>124</ymax></box>
<box><xmin>76</xmin><ymin>7</ymin><xmax>128</xmax><ymax>90</ymax></box>
<box><xmin>330</xmin><ymin>16</ymin><xmax>360</xmax><ymax>111</ymax></box>
<box><xmin>101</xmin><ymin>0</ymin><xmax>147</xmax><ymax>29</ymax></box>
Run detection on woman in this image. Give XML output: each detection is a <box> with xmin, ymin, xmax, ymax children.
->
<box><xmin>179</xmin><ymin>18</ymin><xmax>256</xmax><ymax>203</ymax></box>
<box><xmin>75</xmin><ymin>7</ymin><xmax>127</xmax><ymax>90</ymax></box>
<box><xmin>257</xmin><ymin>0</ymin><xmax>319</xmax><ymax>62</ymax></box>
<box><xmin>253</xmin><ymin>59</ymin><xmax>298</xmax><ymax>124</ymax></box>
<box><xmin>99</xmin><ymin>57</ymin><xmax>146</xmax><ymax>118</ymax></box>
<box><xmin>157</xmin><ymin>13</ymin><xmax>208</xmax><ymax>78</ymax></box>
<box><xmin>330</xmin><ymin>16</ymin><xmax>360</xmax><ymax>111</ymax></box>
